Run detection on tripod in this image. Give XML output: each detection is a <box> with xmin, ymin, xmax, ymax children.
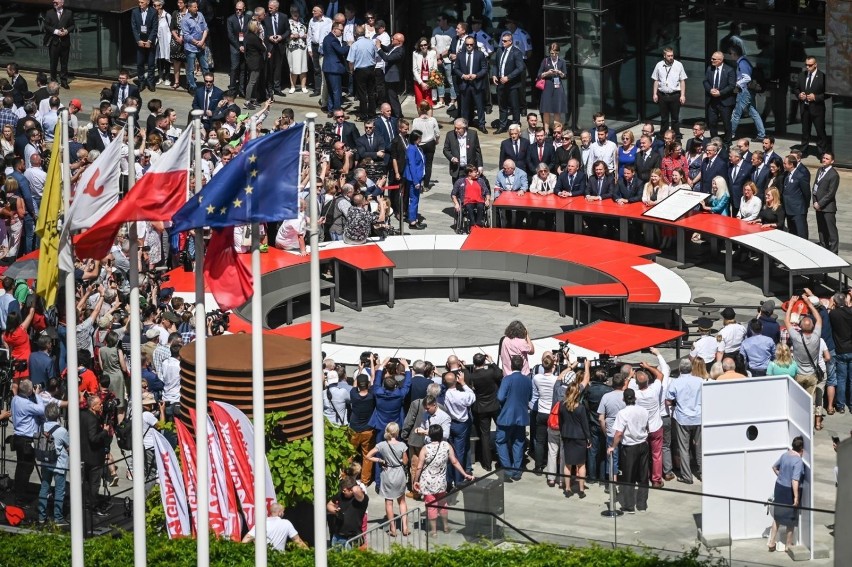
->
<box><xmin>0</xmin><ymin>366</ymin><xmax>13</xmax><ymax>492</ymax></box>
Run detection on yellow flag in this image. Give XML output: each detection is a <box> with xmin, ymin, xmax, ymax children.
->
<box><xmin>35</xmin><ymin>121</ymin><xmax>63</xmax><ymax>306</ymax></box>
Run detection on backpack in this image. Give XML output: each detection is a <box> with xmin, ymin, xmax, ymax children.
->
<box><xmin>116</xmin><ymin>418</ymin><xmax>153</xmax><ymax>452</ymax></box>
<box><xmin>35</xmin><ymin>424</ymin><xmax>60</xmax><ymax>464</ymax></box>
<box><xmin>547</xmin><ymin>401</ymin><xmax>561</xmax><ymax>430</ymax></box>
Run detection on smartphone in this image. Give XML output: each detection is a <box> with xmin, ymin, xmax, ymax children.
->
<box><xmin>832</xmin><ymin>436</ymin><xmax>841</xmax><ymax>445</ymax></box>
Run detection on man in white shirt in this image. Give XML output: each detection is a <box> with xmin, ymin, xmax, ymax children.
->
<box><xmin>608</xmin><ymin>388</ymin><xmax>650</xmax><ymax>513</ymax></box>
<box><xmin>307</xmin><ymin>6</ymin><xmax>332</xmax><ymax>97</ymax></box>
<box><xmin>160</xmin><ymin>343</ymin><xmax>182</xmax><ymax>422</ymax></box>
<box><xmin>587</xmin><ymin>125</ymin><xmax>617</xmax><ymax>177</ymax></box>
<box><xmin>416</xmin><ymin>394</ymin><xmax>451</xmax><ymax>442</ymax></box>
<box><xmin>242</xmin><ymin>502</ymin><xmax>307</xmax><ymax>551</ymax></box>
<box><xmin>628</xmin><ymin>347</ymin><xmax>669</xmax><ymax>488</ymax></box>
<box><xmin>689</xmin><ymin>317</ymin><xmax>722</xmax><ymax>372</ymax></box>
<box><xmin>443</xmin><ymin>370</ymin><xmax>476</xmax><ymax>485</ymax></box>
<box><xmin>24</xmin><ymin>153</ymin><xmax>46</xmax><ymax>214</ymax></box>
<box><xmin>717</xmin><ymin>307</ymin><xmax>747</xmax><ymax>361</ymax></box>
<box><xmin>651</xmin><ymin>47</ymin><xmax>687</xmax><ymax>139</ymax></box>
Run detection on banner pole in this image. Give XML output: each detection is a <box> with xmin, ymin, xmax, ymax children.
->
<box><xmin>61</xmin><ymin>108</ymin><xmax>84</xmax><ymax>567</ymax></box>
<box><xmin>189</xmin><ymin>109</ymin><xmax>210</xmax><ymax>564</ymax></box>
<box><xmin>306</xmin><ymin>112</ymin><xmax>327</xmax><ymax>567</ymax></box>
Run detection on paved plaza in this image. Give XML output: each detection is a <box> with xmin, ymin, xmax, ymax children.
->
<box><xmin>10</xmin><ymin>73</ymin><xmax>852</xmax><ymax>563</ymax></box>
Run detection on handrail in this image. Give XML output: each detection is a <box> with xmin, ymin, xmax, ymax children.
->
<box><xmin>343</xmin><ymin>507</ymin><xmax>422</xmax><ymax>551</ymax></box>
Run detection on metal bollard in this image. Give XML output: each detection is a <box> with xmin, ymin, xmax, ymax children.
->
<box><xmin>601</xmin><ymin>451</ymin><xmax>623</xmax><ymax>517</ymax></box>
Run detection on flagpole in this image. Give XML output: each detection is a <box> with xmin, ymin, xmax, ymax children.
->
<box><xmin>248</xmin><ymin>116</ymin><xmax>267</xmax><ymax>567</ymax></box>
<box><xmin>61</xmin><ymin>108</ymin><xmax>84</xmax><ymax>567</ymax></box>
<box><xmin>306</xmin><ymin>112</ymin><xmax>327</xmax><ymax>567</ymax></box>
<box><xmin>190</xmin><ymin>109</ymin><xmax>210</xmax><ymax>566</ymax></box>
<box><xmin>122</xmin><ymin>108</ymin><xmax>147</xmax><ymax>567</ymax></box>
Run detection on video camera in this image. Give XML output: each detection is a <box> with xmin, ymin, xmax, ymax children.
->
<box><xmin>207</xmin><ymin>309</ymin><xmax>230</xmax><ymax>336</ymax></box>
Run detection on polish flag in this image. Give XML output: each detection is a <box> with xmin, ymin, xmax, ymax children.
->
<box><xmin>59</xmin><ymin>127</ymin><xmax>125</xmax><ymax>271</ymax></box>
<box><xmin>74</xmin><ymin>127</ymin><xmax>192</xmax><ymax>261</ymax></box>
<box><xmin>204</xmin><ymin>227</ymin><xmax>253</xmax><ymax>312</ymax></box>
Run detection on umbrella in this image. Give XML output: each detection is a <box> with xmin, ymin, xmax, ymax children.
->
<box><xmin>3</xmin><ymin>259</ymin><xmax>39</xmax><ymax>280</ymax></box>
<box><xmin>0</xmin><ymin>500</ymin><xmax>25</xmax><ymax>526</ymax></box>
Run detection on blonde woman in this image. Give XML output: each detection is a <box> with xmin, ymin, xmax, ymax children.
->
<box><xmin>693</xmin><ymin>175</ymin><xmax>731</xmax><ymax>243</ymax></box>
<box><xmin>366</xmin><ymin>422</ymin><xmax>410</xmax><ymax>537</ymax></box>
<box><xmin>691</xmin><ymin>357</ymin><xmax>711</xmax><ymax>380</ymax></box>
<box><xmin>1</xmin><ymin>124</ymin><xmax>14</xmax><ymax>156</ymax></box>
<box><xmin>642</xmin><ymin>168</ymin><xmax>668</xmax><ymax>245</ymax></box>
<box><xmin>737</xmin><ymin>181</ymin><xmax>762</xmax><ymax>222</ymax></box>
<box><xmin>557</xmin><ymin>380</ymin><xmax>591</xmax><ymax>498</ymax></box>
<box><xmin>767</xmin><ymin>343</ymin><xmax>798</xmax><ymax>378</ymax></box>
<box><xmin>751</xmin><ymin>187</ymin><xmax>785</xmax><ymax>230</ymax></box>
<box><xmin>2</xmin><ymin>177</ymin><xmax>24</xmax><ymax>257</ymax></box>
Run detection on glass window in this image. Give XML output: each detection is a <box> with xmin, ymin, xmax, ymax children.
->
<box><xmin>574</xmin><ymin>11</ymin><xmax>601</xmax><ymax>67</ymax></box>
<box><xmin>576</xmin><ymin>66</ymin><xmax>602</xmax><ymax>126</ymax></box>
<box><xmin>543</xmin><ymin>9</ymin><xmax>573</xmax><ymax>63</ymax></box>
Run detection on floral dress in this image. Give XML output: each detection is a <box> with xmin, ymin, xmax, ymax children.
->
<box><xmin>419</xmin><ymin>441</ymin><xmax>450</xmax><ymax>496</ymax></box>
<box><xmin>170</xmin><ymin>9</ymin><xmax>187</xmax><ymax>61</ymax></box>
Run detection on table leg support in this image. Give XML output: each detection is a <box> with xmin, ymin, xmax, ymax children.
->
<box><xmin>620</xmin><ymin>218</ymin><xmax>628</xmax><ymax>242</ymax></box>
<box><xmin>355</xmin><ymin>270</ymin><xmax>363</xmax><ymax>312</ymax></box>
<box><xmin>677</xmin><ymin>228</ymin><xmax>685</xmax><ymax>266</ymax></box>
<box><xmin>556</xmin><ymin>211</ymin><xmax>565</xmax><ymax>232</ymax></box>
<box><xmin>510</xmin><ymin>281</ymin><xmax>519</xmax><ymax>307</ymax></box>
<box><xmin>763</xmin><ymin>254</ymin><xmax>771</xmax><ymax>296</ymax></box>
<box><xmin>387</xmin><ymin>269</ymin><xmax>394</xmax><ymax>308</ymax></box>
<box><xmin>725</xmin><ymin>241</ymin><xmax>733</xmax><ymax>281</ymax></box>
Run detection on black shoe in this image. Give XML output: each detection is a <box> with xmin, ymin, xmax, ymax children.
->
<box><xmin>54</xmin><ymin>519</ymin><xmax>69</xmax><ymax>527</ymax></box>
<box><xmin>622</xmin><ymin>507</ymin><xmax>635</xmax><ymax>514</ymax></box>
<box><xmin>273</xmin><ymin>89</ymin><xmax>286</xmax><ymax>96</ymax></box>
<box><xmin>60</xmin><ymin>81</ymin><xmax>70</xmax><ymax>89</ymax></box>
<box><xmin>93</xmin><ymin>508</ymin><xmax>108</xmax><ymax>517</ymax></box>
<box><xmin>409</xmin><ymin>223</ymin><xmax>427</xmax><ymax>230</ymax></box>
<box><xmin>478</xmin><ymin>126</ymin><xmax>488</xmax><ymax>134</ymax></box>
<box><xmin>495</xmin><ymin>128</ymin><xmax>508</xmax><ymax>135</ymax></box>
<box><xmin>309</xmin><ymin>91</ymin><xmax>320</xmax><ymax>97</ymax></box>
<box><xmin>751</xmin><ymin>136</ymin><xmax>764</xmax><ymax>143</ymax></box>
<box><xmin>532</xmin><ymin>467</ymin><xmax>544</xmax><ymax>476</ymax></box>
<box><xmin>244</xmin><ymin>101</ymin><xmax>258</xmax><ymax>110</ymax></box>
<box><xmin>149</xmin><ymin>83</ymin><xmax>156</xmax><ymax>92</ymax></box>
<box><xmin>677</xmin><ymin>476</ymin><xmax>694</xmax><ymax>485</ymax></box>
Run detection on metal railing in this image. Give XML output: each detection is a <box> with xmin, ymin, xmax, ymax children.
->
<box><xmin>345</xmin><ymin>506</ymin><xmax>423</xmax><ymax>551</ymax></box>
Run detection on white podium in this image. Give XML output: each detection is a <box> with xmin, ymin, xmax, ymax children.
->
<box><xmin>700</xmin><ymin>376</ymin><xmax>813</xmax><ymax>558</ymax></box>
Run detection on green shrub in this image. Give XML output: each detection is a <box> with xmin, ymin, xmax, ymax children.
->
<box><xmin>0</xmin><ymin>532</ymin><xmax>728</xmax><ymax>567</ymax></box>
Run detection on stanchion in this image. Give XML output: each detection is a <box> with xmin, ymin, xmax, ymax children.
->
<box><xmin>601</xmin><ymin>452</ymin><xmax>623</xmax><ymax>518</ymax></box>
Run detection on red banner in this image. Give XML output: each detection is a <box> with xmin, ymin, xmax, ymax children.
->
<box><xmin>187</xmin><ymin>409</ymin><xmax>228</xmax><ymax>538</ymax></box>
<box><xmin>174</xmin><ymin>420</ymin><xmax>199</xmax><ymax>535</ymax></box>
<box><xmin>210</xmin><ymin>402</ymin><xmax>257</xmax><ymax>530</ymax></box>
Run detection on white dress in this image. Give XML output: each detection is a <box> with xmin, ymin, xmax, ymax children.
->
<box><xmin>156</xmin><ymin>12</ymin><xmax>172</xmax><ymax>60</ymax></box>
<box><xmin>287</xmin><ymin>18</ymin><xmax>308</xmax><ymax>74</ymax></box>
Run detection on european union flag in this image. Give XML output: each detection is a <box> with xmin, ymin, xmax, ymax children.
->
<box><xmin>171</xmin><ymin>125</ymin><xmax>304</xmax><ymax>232</ymax></box>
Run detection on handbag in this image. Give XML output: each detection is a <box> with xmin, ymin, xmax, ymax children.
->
<box><xmin>535</xmin><ymin>78</ymin><xmax>546</xmax><ymax>90</ymax></box>
<box><xmin>799</xmin><ymin>331</ymin><xmax>825</xmax><ymax>382</ymax></box>
<box><xmin>547</xmin><ymin>401</ymin><xmax>560</xmax><ymax>430</ymax></box>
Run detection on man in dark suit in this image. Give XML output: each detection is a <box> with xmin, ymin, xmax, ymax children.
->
<box><xmin>615</xmin><ymin>165</ymin><xmax>642</xmax><ymax>203</ymax></box>
<box><xmin>749</xmin><ymin>150</ymin><xmax>770</xmax><ymax>197</ymax></box>
<box><xmin>702</xmin><ymin>51</ymin><xmax>736</xmax><ymax>143</ymax></box>
<box><xmin>43</xmin><ymin>0</ymin><xmax>74</xmax><ymax>88</ymax></box>
<box><xmin>492</xmin><ymin>33</ymin><xmax>525</xmax><ymax>134</ymax></box>
<box><xmin>454</xmin><ymin>36</ymin><xmax>488</xmax><ymax>134</ymax></box>
<box><xmin>735</xmin><ymin>138</ymin><xmax>752</xmax><ymax>166</ymax></box>
<box><xmin>81</xmin><ymin>395</ymin><xmax>113</xmax><ymax>514</ymax></box>
<box><xmin>726</xmin><ymin>148</ymin><xmax>752</xmax><ymax>215</ymax></box>
<box><xmin>131</xmin><ymin>0</ymin><xmax>159</xmax><ymax>92</ymax></box>
<box><xmin>377</xmin><ymin>33</ymin><xmax>404</xmax><ymax>118</ymax></box>
<box><xmin>389</xmin><ymin>119</ymin><xmax>410</xmax><ymax>219</ymax></box>
<box><xmin>321</xmin><ymin>22</ymin><xmax>349</xmax><ymax>116</ymax></box>
<box><xmin>330</xmin><ymin>109</ymin><xmax>359</xmax><ymax>150</ymax></box>
<box><xmin>355</xmin><ymin>119</ymin><xmax>386</xmax><ymax>164</ymax></box>
<box><xmin>700</xmin><ymin>142</ymin><xmax>727</xmax><ymax>194</ymax></box>
<box><xmin>110</xmin><ymin>70</ymin><xmax>143</xmax><ymax>108</ymax></box>
<box><xmin>86</xmin><ymin>115</ymin><xmax>113</xmax><ymax>152</ymax></box>
<box><xmin>527</xmin><ymin>127</ymin><xmax>555</xmax><ymax>175</ymax></box>
<box><xmin>263</xmin><ymin>0</ymin><xmax>290</xmax><ymax>97</ymax></box>
<box><xmin>495</xmin><ymin>355</ymin><xmax>533</xmax><ymax>482</ymax></box>
<box><xmin>634</xmin><ymin>135</ymin><xmax>661</xmax><ymax>184</ymax></box>
<box><xmin>5</xmin><ymin>63</ymin><xmax>28</xmax><ymax>107</ymax></box>
<box><xmin>442</xmin><ymin>118</ymin><xmax>483</xmax><ymax>184</ymax></box>
<box><xmin>554</xmin><ymin>158</ymin><xmax>587</xmax><ymax>197</ymax></box>
<box><xmin>191</xmin><ymin>72</ymin><xmax>224</xmax><ymax>131</ymax></box>
<box><xmin>211</xmin><ymin>89</ymin><xmax>241</xmax><ymax>123</ymax></box>
<box><xmin>781</xmin><ymin>154</ymin><xmax>811</xmax><ymax>239</ymax></box>
<box><xmin>794</xmin><ymin>57</ymin><xmax>829</xmax><ymax>157</ymax></box>
<box><xmin>586</xmin><ymin>162</ymin><xmax>616</xmax><ymax>201</ymax></box>
<box><xmin>685</xmin><ymin>121</ymin><xmax>711</xmax><ymax>156</ymax></box>
<box><xmin>812</xmin><ymin>152</ymin><xmax>839</xmax><ymax>253</ymax></box>
<box><xmin>374</xmin><ymin>103</ymin><xmax>397</xmax><ymax>152</ymax></box>
<box><xmin>226</xmin><ymin>2</ymin><xmax>249</xmax><ymax>96</ymax></box>
<box><xmin>498</xmin><ymin>125</ymin><xmax>531</xmax><ymax>176</ymax></box>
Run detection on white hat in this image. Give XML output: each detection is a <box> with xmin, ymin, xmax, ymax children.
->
<box><xmin>325</xmin><ymin>370</ymin><xmax>339</xmax><ymax>385</ymax></box>
<box><xmin>145</xmin><ymin>328</ymin><xmax>160</xmax><ymax>340</ymax></box>
<box><xmin>808</xmin><ymin>295</ymin><xmax>821</xmax><ymax>306</ymax></box>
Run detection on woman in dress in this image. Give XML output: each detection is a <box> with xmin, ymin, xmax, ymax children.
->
<box><xmin>749</xmin><ymin>187</ymin><xmax>785</xmax><ymax>230</ymax></box>
<box><xmin>411</xmin><ymin>100</ymin><xmax>440</xmax><ymax>189</ymax></box>
<box><xmin>154</xmin><ymin>0</ymin><xmax>171</xmax><ymax>85</ymax></box>
<box><xmin>557</xmin><ymin>380</ymin><xmax>591</xmax><ymax>498</ymax></box>
<box><xmin>765</xmin><ymin>156</ymin><xmax>785</xmax><ymax>193</ymax></box>
<box><xmin>411</xmin><ymin>38</ymin><xmax>437</xmax><ymax>112</ymax></box>
<box><xmin>537</xmin><ymin>42</ymin><xmax>568</xmax><ymax>134</ymax></box>
<box><xmin>169</xmin><ymin>0</ymin><xmax>188</xmax><ymax>90</ymax></box>
<box><xmin>99</xmin><ymin>331</ymin><xmax>129</xmax><ymax>422</ymax></box>
<box><xmin>642</xmin><ymin>169</ymin><xmax>669</xmax><ymax>247</ymax></box>
<box><xmin>700</xmin><ymin>176</ymin><xmax>731</xmax><ymax>216</ymax></box>
<box><xmin>412</xmin><ymin>424</ymin><xmax>473</xmax><ymax>536</ymax></box>
<box><xmin>403</xmin><ymin>130</ymin><xmax>427</xmax><ymax>231</ymax></box>
<box><xmin>286</xmin><ymin>6</ymin><xmax>309</xmax><ymax>93</ymax></box>
<box><xmin>617</xmin><ymin>130</ymin><xmax>638</xmax><ymax>180</ymax></box>
<box><xmin>767</xmin><ymin>436</ymin><xmax>805</xmax><ymax>552</ymax></box>
<box><xmin>661</xmin><ymin>141</ymin><xmax>688</xmax><ymax>185</ymax></box>
<box><xmin>366</xmin><ymin>422</ymin><xmax>410</xmax><ymax>537</ymax></box>
<box><xmin>686</xmin><ymin>139</ymin><xmax>705</xmax><ymax>191</ymax></box>
<box><xmin>3</xmin><ymin>177</ymin><xmax>25</xmax><ymax>258</ymax></box>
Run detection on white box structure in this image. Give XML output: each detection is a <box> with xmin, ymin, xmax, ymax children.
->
<box><xmin>701</xmin><ymin>376</ymin><xmax>813</xmax><ymax>557</ymax></box>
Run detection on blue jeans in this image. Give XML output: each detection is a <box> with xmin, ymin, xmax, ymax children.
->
<box><xmin>495</xmin><ymin>424</ymin><xmax>525</xmax><ymax>477</ymax></box>
<box><xmin>38</xmin><ymin>467</ymin><xmax>66</xmax><ymax>521</ymax></box>
<box><xmin>834</xmin><ymin>351</ymin><xmax>852</xmax><ymax>410</ymax></box>
<box><xmin>185</xmin><ymin>49</ymin><xmax>209</xmax><ymax>90</ymax></box>
<box><xmin>325</xmin><ymin>72</ymin><xmax>343</xmax><ymax>113</ymax></box>
<box><xmin>330</xmin><ymin>534</ymin><xmax>354</xmax><ymax>549</ymax></box>
<box><xmin>448</xmin><ymin>419</ymin><xmax>471</xmax><ymax>485</ymax></box>
<box><xmin>22</xmin><ymin>215</ymin><xmax>35</xmax><ymax>255</ymax></box>
<box><xmin>605</xmin><ymin>435</ymin><xmax>620</xmax><ymax>479</ymax></box>
<box><xmin>407</xmin><ymin>182</ymin><xmax>421</xmax><ymax>224</ymax></box>
<box><xmin>587</xmin><ymin>420</ymin><xmax>605</xmax><ymax>481</ymax></box>
<box><xmin>731</xmin><ymin>88</ymin><xmax>765</xmax><ymax>138</ymax></box>
<box><xmin>442</xmin><ymin>62</ymin><xmax>456</xmax><ymax>100</ymax></box>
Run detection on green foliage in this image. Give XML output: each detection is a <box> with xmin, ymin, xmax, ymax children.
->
<box><xmin>0</xmin><ymin>532</ymin><xmax>731</xmax><ymax>567</ymax></box>
<box><xmin>145</xmin><ymin>485</ymin><xmax>167</xmax><ymax>536</ymax></box>
<box><xmin>265</xmin><ymin>410</ymin><xmax>355</xmax><ymax>507</ymax></box>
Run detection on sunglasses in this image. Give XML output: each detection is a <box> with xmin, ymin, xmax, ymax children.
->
<box><xmin>334</xmin><ymin>115</ymin><xmax>345</xmax><ymax>119</ymax></box>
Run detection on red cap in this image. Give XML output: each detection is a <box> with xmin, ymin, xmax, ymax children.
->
<box><xmin>69</xmin><ymin>98</ymin><xmax>83</xmax><ymax>109</ymax></box>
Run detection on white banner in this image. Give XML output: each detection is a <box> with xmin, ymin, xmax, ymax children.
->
<box><xmin>152</xmin><ymin>429</ymin><xmax>191</xmax><ymax>538</ymax></box>
<box><xmin>207</xmin><ymin>416</ymin><xmax>243</xmax><ymax>541</ymax></box>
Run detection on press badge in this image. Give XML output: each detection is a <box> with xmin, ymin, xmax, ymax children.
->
<box><xmin>239</xmin><ymin>32</ymin><xmax>244</xmax><ymax>42</ymax></box>
<box><xmin>554</xmin><ymin>77</ymin><xmax>561</xmax><ymax>88</ymax></box>
<box><xmin>140</xmin><ymin>25</ymin><xmax>147</xmax><ymax>33</ymax></box>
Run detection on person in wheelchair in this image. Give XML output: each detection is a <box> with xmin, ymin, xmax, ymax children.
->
<box><xmin>451</xmin><ymin>164</ymin><xmax>491</xmax><ymax>233</ymax></box>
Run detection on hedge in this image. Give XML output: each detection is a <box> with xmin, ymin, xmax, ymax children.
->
<box><xmin>0</xmin><ymin>532</ymin><xmax>727</xmax><ymax>567</ymax></box>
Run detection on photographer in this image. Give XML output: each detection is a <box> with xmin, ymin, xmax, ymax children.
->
<box><xmin>443</xmin><ymin>369</ymin><xmax>475</xmax><ymax>487</ymax></box>
<box><xmin>10</xmin><ymin>379</ymin><xmax>46</xmax><ymax>502</ymax></box>
<box><xmin>80</xmin><ymin>395</ymin><xmax>113</xmax><ymax>516</ymax></box>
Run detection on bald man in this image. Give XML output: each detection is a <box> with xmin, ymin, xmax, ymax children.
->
<box><xmin>377</xmin><ymin>32</ymin><xmax>404</xmax><ymax>118</ymax></box>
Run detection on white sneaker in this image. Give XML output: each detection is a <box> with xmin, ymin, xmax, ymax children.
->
<box><xmin>164</xmin><ymin>79</ymin><xmax>171</xmax><ymax>86</ymax></box>
<box><xmin>433</xmin><ymin>101</ymin><xmax>445</xmax><ymax>109</ymax></box>
<box><xmin>288</xmin><ymin>87</ymin><xmax>296</xmax><ymax>94</ymax></box>
<box><xmin>301</xmin><ymin>87</ymin><xmax>309</xmax><ymax>93</ymax></box>
<box><xmin>156</xmin><ymin>78</ymin><xmax>163</xmax><ymax>85</ymax></box>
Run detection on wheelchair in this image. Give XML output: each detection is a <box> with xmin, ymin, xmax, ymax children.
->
<box><xmin>455</xmin><ymin>202</ymin><xmax>491</xmax><ymax>234</ymax></box>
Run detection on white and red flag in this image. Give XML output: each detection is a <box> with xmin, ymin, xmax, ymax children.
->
<box><xmin>174</xmin><ymin>419</ymin><xmax>200</xmax><ymax>535</ymax></box>
<box><xmin>152</xmin><ymin>429</ymin><xmax>191</xmax><ymax>539</ymax></box>
<box><xmin>74</xmin><ymin>127</ymin><xmax>191</xmax><ymax>261</ymax></box>
<box><xmin>210</xmin><ymin>401</ymin><xmax>257</xmax><ymax>530</ymax></box>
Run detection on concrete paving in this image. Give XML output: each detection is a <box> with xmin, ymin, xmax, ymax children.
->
<box><xmin>15</xmin><ymin>73</ymin><xmax>852</xmax><ymax>563</ymax></box>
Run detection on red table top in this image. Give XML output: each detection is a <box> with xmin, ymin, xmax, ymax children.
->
<box><xmin>561</xmin><ymin>282</ymin><xmax>628</xmax><ymax>298</ymax></box>
<box><xmin>554</xmin><ymin>321</ymin><xmax>684</xmax><ymax>357</ymax></box>
<box><xmin>320</xmin><ymin>244</ymin><xmax>395</xmax><ymax>270</ymax></box>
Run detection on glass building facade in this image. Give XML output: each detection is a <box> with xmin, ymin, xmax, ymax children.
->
<box><xmin>2</xmin><ymin>0</ymin><xmax>849</xmax><ymax>164</ymax></box>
